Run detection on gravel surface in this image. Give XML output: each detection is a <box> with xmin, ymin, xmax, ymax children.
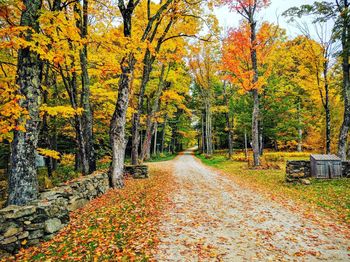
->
<box><xmin>155</xmin><ymin>150</ymin><xmax>350</xmax><ymax>261</ymax></box>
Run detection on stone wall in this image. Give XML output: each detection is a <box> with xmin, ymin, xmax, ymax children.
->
<box><xmin>124</xmin><ymin>165</ymin><xmax>148</xmax><ymax>179</ymax></box>
<box><xmin>286</xmin><ymin>161</ymin><xmax>311</xmax><ymax>182</ymax></box>
<box><xmin>286</xmin><ymin>160</ymin><xmax>350</xmax><ymax>182</ymax></box>
<box><xmin>0</xmin><ymin>172</ymin><xmax>109</xmax><ymax>255</ymax></box>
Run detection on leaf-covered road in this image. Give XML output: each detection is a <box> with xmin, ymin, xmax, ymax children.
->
<box><xmin>155</xmin><ymin>150</ymin><xmax>350</xmax><ymax>261</ymax></box>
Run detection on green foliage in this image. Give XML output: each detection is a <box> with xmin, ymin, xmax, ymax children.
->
<box><xmin>147</xmin><ymin>152</ymin><xmax>177</xmax><ymax>162</ymax></box>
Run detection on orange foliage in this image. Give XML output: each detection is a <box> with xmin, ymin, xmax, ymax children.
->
<box><xmin>222</xmin><ymin>22</ymin><xmax>276</xmax><ymax>92</ymax></box>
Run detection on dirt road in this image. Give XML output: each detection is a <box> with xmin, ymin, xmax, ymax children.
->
<box><xmin>155</xmin><ymin>150</ymin><xmax>350</xmax><ymax>261</ymax></box>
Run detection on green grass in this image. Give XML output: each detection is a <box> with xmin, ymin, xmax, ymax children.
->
<box><xmin>196</xmin><ymin>151</ymin><xmax>350</xmax><ymax>223</ymax></box>
<box><xmin>146</xmin><ymin>152</ymin><xmax>177</xmax><ymax>162</ymax></box>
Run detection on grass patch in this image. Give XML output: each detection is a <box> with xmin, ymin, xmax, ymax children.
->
<box><xmin>196</xmin><ymin>151</ymin><xmax>350</xmax><ymax>223</ymax></box>
<box><xmin>146</xmin><ymin>152</ymin><xmax>177</xmax><ymax>162</ymax></box>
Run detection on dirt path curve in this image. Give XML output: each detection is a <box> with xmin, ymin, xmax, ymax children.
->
<box><xmin>155</xmin><ymin>150</ymin><xmax>350</xmax><ymax>261</ymax></box>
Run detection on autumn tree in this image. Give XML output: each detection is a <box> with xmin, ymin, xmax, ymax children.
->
<box><xmin>189</xmin><ymin>41</ymin><xmax>220</xmax><ymax>156</ymax></box>
<box><xmin>222</xmin><ymin>20</ymin><xmax>275</xmax><ymax>164</ymax></box>
<box><xmin>283</xmin><ymin>1</ymin><xmax>350</xmax><ymax>159</ymax></box>
<box><xmin>222</xmin><ymin>0</ymin><xmax>270</xmax><ymax>166</ymax></box>
<box><xmin>130</xmin><ymin>0</ymin><xmax>217</xmax><ymax>164</ymax></box>
<box><xmin>7</xmin><ymin>0</ymin><xmax>43</xmax><ymax>205</ymax></box>
<box><xmin>109</xmin><ymin>0</ymin><xmax>140</xmax><ymax>188</ymax></box>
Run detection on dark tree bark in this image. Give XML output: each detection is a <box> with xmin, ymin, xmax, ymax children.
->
<box><xmin>140</xmin><ymin>64</ymin><xmax>166</xmax><ymax>162</ymax></box>
<box><xmin>153</xmin><ymin>121</ymin><xmax>158</xmax><ymax>155</ymax></box>
<box><xmin>141</xmin><ymin>98</ymin><xmax>152</xmax><ymax>161</ymax></box>
<box><xmin>160</xmin><ymin>113</ymin><xmax>168</xmax><ymax>153</ymax></box>
<box><xmin>79</xmin><ymin>0</ymin><xmax>96</xmax><ymax>172</ymax></box>
<box><xmin>109</xmin><ymin>0</ymin><xmax>138</xmax><ymax>188</ymax></box>
<box><xmin>338</xmin><ymin>0</ymin><xmax>350</xmax><ymax>160</ymax></box>
<box><xmin>131</xmin><ymin>50</ymin><xmax>152</xmax><ymax>165</ymax></box>
<box><xmin>325</xmin><ymin>72</ymin><xmax>331</xmax><ymax>154</ymax></box>
<box><xmin>8</xmin><ymin>0</ymin><xmax>43</xmax><ymax>206</ymax></box>
<box><xmin>41</xmin><ymin>62</ymin><xmax>53</xmax><ymax>177</ymax></box>
<box><xmin>60</xmin><ymin>59</ymin><xmax>89</xmax><ymax>176</ymax></box>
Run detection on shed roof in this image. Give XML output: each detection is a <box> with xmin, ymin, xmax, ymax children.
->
<box><xmin>310</xmin><ymin>154</ymin><xmax>341</xmax><ymax>161</ymax></box>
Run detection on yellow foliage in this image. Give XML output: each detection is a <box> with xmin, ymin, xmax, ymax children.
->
<box><xmin>37</xmin><ymin>148</ymin><xmax>61</xmax><ymax>160</ymax></box>
<box><xmin>60</xmin><ymin>154</ymin><xmax>75</xmax><ymax>166</ymax></box>
<box><xmin>40</xmin><ymin>105</ymin><xmax>84</xmax><ymax>118</ymax></box>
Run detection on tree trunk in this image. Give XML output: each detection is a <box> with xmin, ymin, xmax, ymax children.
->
<box><xmin>110</xmin><ymin>55</ymin><xmax>134</xmax><ymax>188</ymax></box>
<box><xmin>251</xmin><ymin>89</ymin><xmax>260</xmax><ymax>166</ymax></box>
<box><xmin>8</xmin><ymin>0</ymin><xmax>42</xmax><ymax>206</ymax></box>
<box><xmin>140</xmin><ymin>64</ymin><xmax>166</xmax><ymax>162</ymax></box>
<box><xmin>259</xmin><ymin>120</ymin><xmax>263</xmax><ymax>156</ymax></box>
<box><xmin>205</xmin><ymin>102</ymin><xmax>213</xmax><ymax>155</ymax></box>
<box><xmin>71</xmin><ymin>63</ymin><xmax>89</xmax><ymax>175</ymax></box>
<box><xmin>79</xmin><ymin>0</ymin><xmax>96</xmax><ymax>173</ymax></box>
<box><xmin>141</xmin><ymin>99</ymin><xmax>152</xmax><ymax>161</ymax></box>
<box><xmin>160</xmin><ymin>114</ymin><xmax>167</xmax><ymax>153</ymax></box>
<box><xmin>297</xmin><ymin>100</ymin><xmax>303</xmax><ymax>152</ymax></box>
<box><xmin>250</xmin><ymin>20</ymin><xmax>260</xmax><ymax>166</ymax></box>
<box><xmin>324</xmin><ymin>67</ymin><xmax>331</xmax><ymax>154</ymax></box>
<box><xmin>153</xmin><ymin>122</ymin><xmax>158</xmax><ymax>155</ymax></box>
<box><xmin>338</xmin><ymin>2</ymin><xmax>350</xmax><ymax>160</ymax></box>
<box><xmin>201</xmin><ymin>112</ymin><xmax>206</xmax><ymax>154</ymax></box>
<box><xmin>244</xmin><ymin>128</ymin><xmax>248</xmax><ymax>160</ymax></box>
<box><xmin>109</xmin><ymin>3</ymin><xmax>137</xmax><ymax>188</ymax></box>
<box><xmin>131</xmin><ymin>50</ymin><xmax>152</xmax><ymax>165</ymax></box>
<box><xmin>223</xmin><ymin>81</ymin><xmax>233</xmax><ymax>158</ymax></box>
<box><xmin>41</xmin><ymin>62</ymin><xmax>52</xmax><ymax>177</ymax></box>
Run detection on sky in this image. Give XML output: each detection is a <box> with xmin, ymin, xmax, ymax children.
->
<box><xmin>214</xmin><ymin>0</ymin><xmax>331</xmax><ymax>38</ymax></box>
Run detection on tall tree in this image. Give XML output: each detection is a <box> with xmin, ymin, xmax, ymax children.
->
<box><xmin>337</xmin><ymin>0</ymin><xmax>350</xmax><ymax>159</ymax></box>
<box><xmin>109</xmin><ymin>0</ymin><xmax>140</xmax><ymax>188</ymax></box>
<box><xmin>189</xmin><ymin>41</ymin><xmax>219</xmax><ymax>156</ymax></box>
<box><xmin>8</xmin><ymin>0</ymin><xmax>43</xmax><ymax>205</ymax></box>
<box><xmin>222</xmin><ymin>0</ymin><xmax>270</xmax><ymax>166</ymax></box>
<box><xmin>130</xmin><ymin>0</ymin><xmax>174</xmax><ymax>165</ymax></box>
<box><xmin>78</xmin><ymin>0</ymin><xmax>96</xmax><ymax>173</ymax></box>
<box><xmin>283</xmin><ymin>0</ymin><xmax>350</xmax><ymax>158</ymax></box>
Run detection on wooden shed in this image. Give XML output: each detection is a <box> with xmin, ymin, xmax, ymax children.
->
<box><xmin>310</xmin><ymin>154</ymin><xmax>342</xmax><ymax>179</ymax></box>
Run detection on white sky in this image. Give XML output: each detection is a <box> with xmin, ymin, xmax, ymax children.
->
<box><xmin>214</xmin><ymin>0</ymin><xmax>331</xmax><ymax>38</ymax></box>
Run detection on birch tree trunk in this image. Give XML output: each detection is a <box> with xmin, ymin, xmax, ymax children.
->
<box><xmin>8</xmin><ymin>0</ymin><xmax>42</xmax><ymax>206</ymax></box>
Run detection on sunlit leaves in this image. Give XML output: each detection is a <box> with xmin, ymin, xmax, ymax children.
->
<box><xmin>222</xmin><ymin>22</ymin><xmax>278</xmax><ymax>92</ymax></box>
<box><xmin>37</xmin><ymin>148</ymin><xmax>61</xmax><ymax>160</ymax></box>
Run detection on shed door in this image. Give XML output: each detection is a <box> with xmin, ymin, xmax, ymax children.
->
<box><xmin>316</xmin><ymin>162</ymin><xmax>328</xmax><ymax>178</ymax></box>
<box><xmin>330</xmin><ymin>162</ymin><xmax>342</xmax><ymax>178</ymax></box>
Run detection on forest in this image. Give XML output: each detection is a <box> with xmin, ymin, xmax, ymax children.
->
<box><xmin>0</xmin><ymin>0</ymin><xmax>349</xmax><ymax>260</ymax></box>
